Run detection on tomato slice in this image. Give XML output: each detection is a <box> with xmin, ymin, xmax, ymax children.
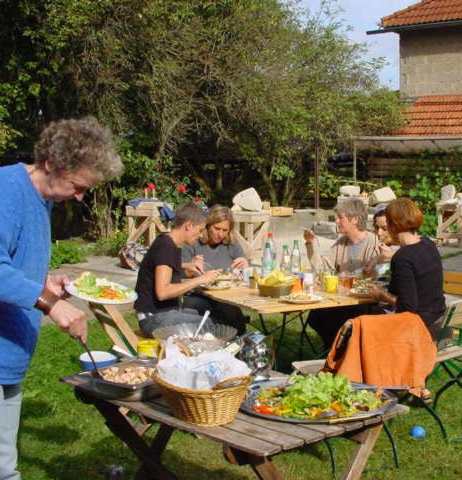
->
<box><xmin>254</xmin><ymin>405</ymin><xmax>274</xmax><ymax>415</ymax></box>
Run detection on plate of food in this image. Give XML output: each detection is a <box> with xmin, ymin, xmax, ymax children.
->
<box><xmin>279</xmin><ymin>293</ymin><xmax>324</xmax><ymax>304</ymax></box>
<box><xmin>241</xmin><ymin>372</ymin><xmax>396</xmax><ymax>424</ymax></box>
<box><xmin>215</xmin><ymin>272</ymin><xmax>234</xmax><ymax>282</ymax></box>
<box><xmin>66</xmin><ymin>271</ymin><xmax>137</xmax><ymax>304</ymax></box>
<box><xmin>349</xmin><ymin>278</ymin><xmax>375</xmax><ymax>298</ymax></box>
<box><xmin>202</xmin><ymin>280</ymin><xmax>233</xmax><ymax>290</ymax></box>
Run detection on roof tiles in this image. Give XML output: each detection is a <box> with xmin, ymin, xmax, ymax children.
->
<box><xmin>382</xmin><ymin>0</ymin><xmax>462</xmax><ymax>28</ymax></box>
<box><xmin>396</xmin><ymin>95</ymin><xmax>462</xmax><ymax>135</ymax></box>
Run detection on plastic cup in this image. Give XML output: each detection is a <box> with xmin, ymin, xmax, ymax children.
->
<box><xmin>323</xmin><ymin>274</ymin><xmax>339</xmax><ymax>294</ymax></box>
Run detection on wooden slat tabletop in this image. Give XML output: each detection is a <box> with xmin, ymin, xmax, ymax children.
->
<box><xmin>63</xmin><ymin>374</ymin><xmax>408</xmax><ymax>458</ymax></box>
<box><xmin>201</xmin><ymin>286</ymin><xmax>372</xmax><ymax>315</ymax></box>
<box><xmin>114</xmin><ymin>397</ymin><xmax>407</xmax><ymax>455</ymax></box>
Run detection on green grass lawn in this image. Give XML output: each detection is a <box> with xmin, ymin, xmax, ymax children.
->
<box><xmin>18</xmin><ymin>317</ymin><xmax>462</xmax><ymax>480</ymax></box>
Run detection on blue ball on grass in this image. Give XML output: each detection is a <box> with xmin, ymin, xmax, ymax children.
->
<box><xmin>409</xmin><ymin>425</ymin><xmax>426</xmax><ymax>439</ymax></box>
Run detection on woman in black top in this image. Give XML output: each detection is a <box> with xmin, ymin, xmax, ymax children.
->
<box><xmin>369</xmin><ymin>198</ymin><xmax>445</xmax><ymax>339</ymax></box>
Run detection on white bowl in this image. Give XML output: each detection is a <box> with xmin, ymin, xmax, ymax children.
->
<box><xmin>79</xmin><ymin>351</ymin><xmax>117</xmax><ymax>371</ymax></box>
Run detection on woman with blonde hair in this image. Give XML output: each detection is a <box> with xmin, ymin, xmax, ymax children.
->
<box><xmin>182</xmin><ymin>205</ymin><xmax>249</xmax><ymax>334</ymax></box>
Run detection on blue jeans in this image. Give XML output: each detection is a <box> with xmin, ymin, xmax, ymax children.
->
<box><xmin>0</xmin><ymin>384</ymin><xmax>22</xmax><ymax>480</ymax></box>
<box><xmin>138</xmin><ymin>308</ymin><xmax>204</xmax><ymax>336</ymax></box>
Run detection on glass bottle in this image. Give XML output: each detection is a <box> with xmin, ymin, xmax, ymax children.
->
<box><xmin>266</xmin><ymin>232</ymin><xmax>277</xmax><ymax>269</ymax></box>
<box><xmin>280</xmin><ymin>244</ymin><xmax>291</xmax><ymax>273</ymax></box>
<box><xmin>290</xmin><ymin>240</ymin><xmax>301</xmax><ymax>274</ymax></box>
<box><xmin>261</xmin><ymin>242</ymin><xmax>273</xmax><ymax>277</ymax></box>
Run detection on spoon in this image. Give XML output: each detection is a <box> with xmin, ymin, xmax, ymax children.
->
<box><xmin>193</xmin><ymin>310</ymin><xmax>211</xmax><ymax>339</ymax></box>
<box><xmin>79</xmin><ymin>338</ymin><xmax>103</xmax><ymax>379</ymax></box>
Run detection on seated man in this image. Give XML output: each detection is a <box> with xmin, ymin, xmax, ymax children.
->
<box><xmin>134</xmin><ymin>203</ymin><xmax>220</xmax><ymax>336</ymax></box>
<box><xmin>304</xmin><ymin>198</ymin><xmax>382</xmax><ymax>349</ymax></box>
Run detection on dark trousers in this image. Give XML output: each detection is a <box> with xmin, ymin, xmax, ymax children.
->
<box><xmin>308</xmin><ymin>304</ymin><xmax>386</xmax><ymax>350</ymax></box>
<box><xmin>183</xmin><ymin>294</ymin><xmax>248</xmax><ymax>336</ymax></box>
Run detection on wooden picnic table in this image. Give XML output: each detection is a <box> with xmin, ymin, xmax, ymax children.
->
<box><xmin>202</xmin><ymin>286</ymin><xmax>374</xmax><ymax>356</ymax></box>
<box><xmin>62</xmin><ymin>373</ymin><xmax>408</xmax><ymax>480</ymax></box>
<box><xmin>201</xmin><ymin>286</ymin><xmax>371</xmax><ymax>315</ymax></box>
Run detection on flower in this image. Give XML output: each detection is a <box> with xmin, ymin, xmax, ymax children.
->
<box><xmin>147</xmin><ymin>183</ymin><xmax>156</xmax><ymax>191</ymax></box>
<box><xmin>177</xmin><ymin>183</ymin><xmax>187</xmax><ymax>193</ymax></box>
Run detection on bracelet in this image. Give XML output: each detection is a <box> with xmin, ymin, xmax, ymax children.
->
<box><xmin>35</xmin><ymin>288</ymin><xmax>60</xmax><ymax>315</ymax></box>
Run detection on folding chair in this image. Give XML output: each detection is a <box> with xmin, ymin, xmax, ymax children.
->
<box><xmin>432</xmin><ymin>300</ymin><xmax>462</xmax><ymax>410</ymax></box>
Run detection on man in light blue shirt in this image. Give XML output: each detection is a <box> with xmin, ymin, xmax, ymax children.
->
<box><xmin>0</xmin><ymin>117</ymin><xmax>123</xmax><ymax>480</ymax></box>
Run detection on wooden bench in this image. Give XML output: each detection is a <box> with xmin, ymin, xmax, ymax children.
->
<box><xmin>443</xmin><ymin>271</ymin><xmax>462</xmax><ymax>296</ymax></box>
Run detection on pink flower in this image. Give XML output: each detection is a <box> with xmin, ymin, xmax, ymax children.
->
<box><xmin>177</xmin><ymin>183</ymin><xmax>187</xmax><ymax>193</ymax></box>
<box><xmin>147</xmin><ymin>183</ymin><xmax>156</xmax><ymax>191</ymax></box>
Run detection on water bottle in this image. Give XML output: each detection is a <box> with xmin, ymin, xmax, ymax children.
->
<box><xmin>290</xmin><ymin>240</ymin><xmax>301</xmax><ymax>275</ymax></box>
<box><xmin>280</xmin><ymin>244</ymin><xmax>291</xmax><ymax>273</ymax></box>
<box><xmin>261</xmin><ymin>242</ymin><xmax>273</xmax><ymax>277</ymax></box>
<box><xmin>266</xmin><ymin>232</ymin><xmax>277</xmax><ymax>269</ymax></box>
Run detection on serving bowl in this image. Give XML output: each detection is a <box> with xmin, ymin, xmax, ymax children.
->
<box><xmin>79</xmin><ymin>351</ymin><xmax>117</xmax><ymax>371</ymax></box>
<box><xmin>64</xmin><ymin>359</ymin><xmax>160</xmax><ymax>401</ymax></box>
<box><xmin>257</xmin><ymin>283</ymin><xmax>294</xmax><ymax>298</ymax></box>
<box><xmin>152</xmin><ymin>322</ymin><xmax>237</xmax><ymax>355</ymax></box>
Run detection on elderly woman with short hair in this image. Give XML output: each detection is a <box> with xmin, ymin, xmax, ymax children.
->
<box><xmin>305</xmin><ymin>198</ymin><xmax>379</xmax><ymax>274</ymax></box>
<box><xmin>304</xmin><ymin>198</ymin><xmax>382</xmax><ymax>349</ymax></box>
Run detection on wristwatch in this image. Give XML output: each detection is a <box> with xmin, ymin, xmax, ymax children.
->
<box><xmin>35</xmin><ymin>288</ymin><xmax>60</xmax><ymax>315</ymax></box>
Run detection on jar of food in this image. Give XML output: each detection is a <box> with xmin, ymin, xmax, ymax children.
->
<box><xmin>137</xmin><ymin>339</ymin><xmax>161</xmax><ymax>359</ymax></box>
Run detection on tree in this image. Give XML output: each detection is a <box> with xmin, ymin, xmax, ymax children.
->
<box><xmin>0</xmin><ymin>0</ymin><xmax>403</xmax><ymax>234</ymax></box>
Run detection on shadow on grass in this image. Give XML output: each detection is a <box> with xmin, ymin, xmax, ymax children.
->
<box><xmin>21</xmin><ymin>423</ymin><xmax>81</xmax><ymax>444</ymax></box>
<box><xmin>249</xmin><ymin>312</ymin><xmax>324</xmax><ymax>373</ymax></box>
<box><xmin>20</xmin><ymin>434</ymin><xmax>254</xmax><ymax>480</ymax></box>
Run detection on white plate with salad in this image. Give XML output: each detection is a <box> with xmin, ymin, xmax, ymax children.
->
<box><xmin>66</xmin><ymin>272</ymin><xmax>137</xmax><ymax>305</ymax></box>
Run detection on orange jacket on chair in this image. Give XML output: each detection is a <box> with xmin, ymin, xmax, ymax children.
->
<box><xmin>324</xmin><ymin>312</ymin><xmax>437</xmax><ymax>396</ymax></box>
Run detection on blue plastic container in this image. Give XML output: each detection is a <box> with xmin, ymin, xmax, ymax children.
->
<box><xmin>79</xmin><ymin>351</ymin><xmax>117</xmax><ymax>371</ymax></box>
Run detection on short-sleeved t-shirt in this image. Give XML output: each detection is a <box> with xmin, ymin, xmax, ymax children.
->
<box><xmin>182</xmin><ymin>241</ymin><xmax>245</xmax><ymax>271</ymax></box>
<box><xmin>135</xmin><ymin>234</ymin><xmax>182</xmax><ymax>313</ymax></box>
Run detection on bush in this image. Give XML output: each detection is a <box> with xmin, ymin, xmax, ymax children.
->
<box><xmin>50</xmin><ymin>240</ymin><xmax>88</xmax><ymax>269</ymax></box>
<box><xmin>93</xmin><ymin>230</ymin><xmax>128</xmax><ymax>257</ymax></box>
<box><xmin>385</xmin><ymin>156</ymin><xmax>462</xmax><ymax>236</ymax></box>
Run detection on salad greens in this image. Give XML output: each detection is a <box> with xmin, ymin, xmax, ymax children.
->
<box><xmin>73</xmin><ymin>272</ymin><xmax>132</xmax><ymax>301</ymax></box>
<box><xmin>74</xmin><ymin>272</ymin><xmax>101</xmax><ymax>297</ymax></box>
<box><xmin>255</xmin><ymin>372</ymin><xmax>383</xmax><ymax>420</ymax></box>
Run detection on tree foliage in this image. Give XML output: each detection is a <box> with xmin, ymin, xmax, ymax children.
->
<box><xmin>0</xmin><ymin>0</ymin><xmax>403</xmax><ymax>236</ymax></box>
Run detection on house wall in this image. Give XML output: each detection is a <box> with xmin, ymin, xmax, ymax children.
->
<box><xmin>400</xmin><ymin>28</ymin><xmax>462</xmax><ymax>97</ymax></box>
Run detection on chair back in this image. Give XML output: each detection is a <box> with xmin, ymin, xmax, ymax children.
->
<box><xmin>441</xmin><ymin>301</ymin><xmax>462</xmax><ymax>329</ymax></box>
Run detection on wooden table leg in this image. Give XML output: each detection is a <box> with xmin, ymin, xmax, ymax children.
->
<box><xmin>223</xmin><ymin>446</ymin><xmax>283</xmax><ymax>480</ymax></box>
<box><xmin>93</xmin><ymin>400</ymin><xmax>177</xmax><ymax>480</ymax></box>
<box><xmin>341</xmin><ymin>424</ymin><xmax>383</xmax><ymax>480</ymax></box>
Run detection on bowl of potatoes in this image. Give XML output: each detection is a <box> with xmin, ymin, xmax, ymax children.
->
<box><xmin>257</xmin><ymin>271</ymin><xmax>297</xmax><ymax>298</ymax></box>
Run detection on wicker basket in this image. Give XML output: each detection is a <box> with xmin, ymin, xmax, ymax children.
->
<box><xmin>153</xmin><ymin>374</ymin><xmax>251</xmax><ymax>426</ymax></box>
